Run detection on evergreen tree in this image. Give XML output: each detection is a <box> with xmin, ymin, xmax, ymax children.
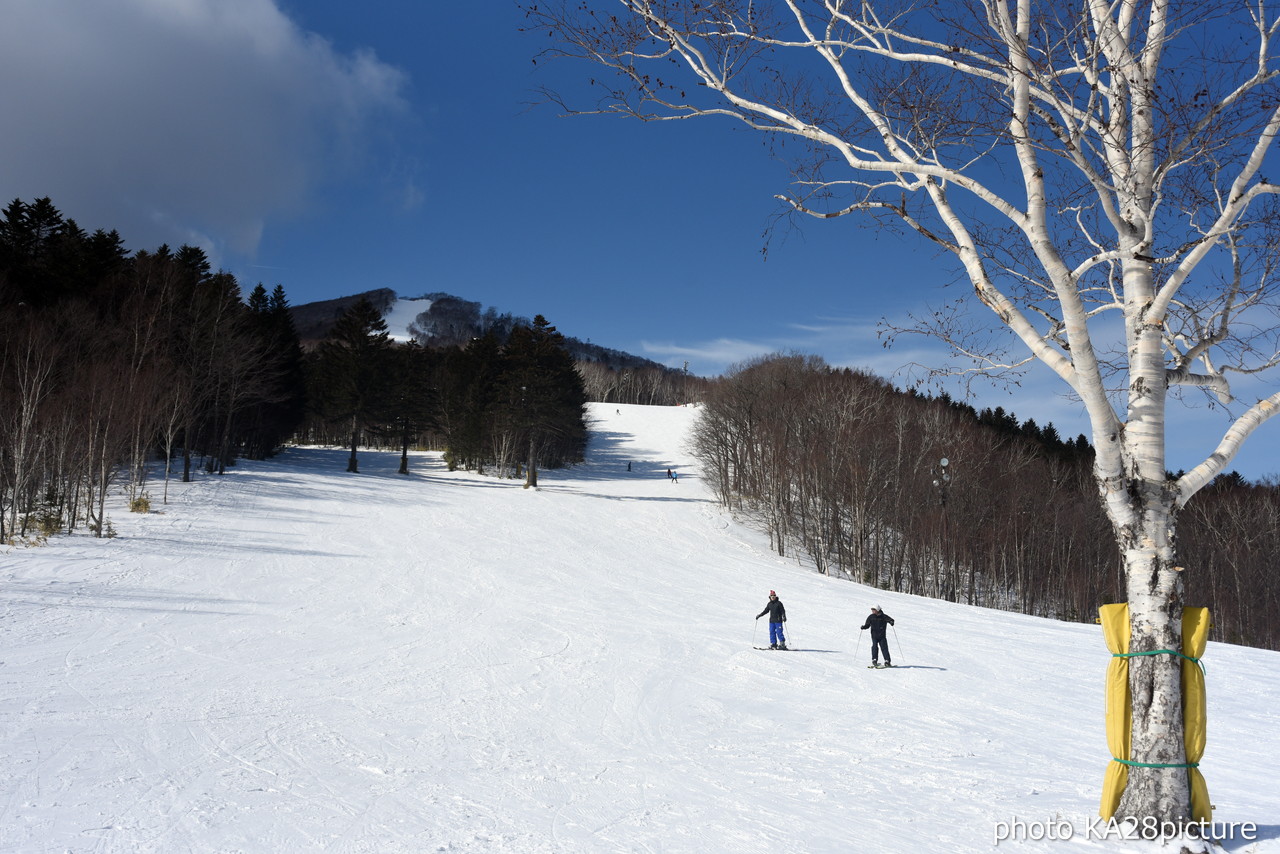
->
<box><xmin>313</xmin><ymin>297</ymin><xmax>394</xmax><ymax>473</ymax></box>
<box><xmin>438</xmin><ymin>332</ymin><xmax>504</xmax><ymax>472</ymax></box>
<box><xmin>242</xmin><ymin>283</ymin><xmax>307</xmax><ymax>459</ymax></box>
<box><xmin>83</xmin><ymin>229</ymin><xmax>128</xmax><ymax>280</ymax></box>
<box><xmin>246</xmin><ymin>282</ymin><xmax>271</xmax><ymax>314</ymax></box>
<box><xmin>383</xmin><ymin>342</ymin><xmax>440</xmax><ymax>475</ymax></box>
<box><xmin>496</xmin><ymin>315</ymin><xmax>588</xmax><ymax>487</ymax></box>
<box><xmin>0</xmin><ymin>197</ymin><xmax>72</xmax><ymax>306</ymax></box>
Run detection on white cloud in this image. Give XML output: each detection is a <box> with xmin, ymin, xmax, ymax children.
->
<box><xmin>0</xmin><ymin>0</ymin><xmax>407</xmax><ymax>260</ymax></box>
<box><xmin>656</xmin><ymin>307</ymin><xmax>1279</xmax><ymax>477</ymax></box>
<box><xmin>646</xmin><ymin>311</ymin><xmax>1097</xmax><ymax>441</ymax></box>
<box><xmin>640</xmin><ymin>337</ymin><xmax>784</xmax><ymax>369</ymax></box>
<box><xmin>642</xmin><ymin>315</ymin><xmax>886</xmax><ymax>374</ymax></box>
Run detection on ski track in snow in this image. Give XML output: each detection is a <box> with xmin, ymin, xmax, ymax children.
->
<box><xmin>1</xmin><ymin>403</ymin><xmax>1277</xmax><ymax>853</ymax></box>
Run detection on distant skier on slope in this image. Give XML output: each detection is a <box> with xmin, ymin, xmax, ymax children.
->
<box><xmin>756</xmin><ymin>590</ymin><xmax>788</xmax><ymax>649</ymax></box>
<box><xmin>861</xmin><ymin>605</ymin><xmax>895</xmax><ymax>667</ymax></box>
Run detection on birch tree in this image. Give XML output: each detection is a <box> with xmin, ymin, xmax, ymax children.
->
<box><xmin>526</xmin><ymin>0</ymin><xmax>1280</xmax><ymax>831</ymax></box>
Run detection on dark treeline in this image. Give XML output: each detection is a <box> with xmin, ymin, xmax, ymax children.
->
<box><xmin>0</xmin><ymin>197</ymin><xmax>305</xmax><ymax>540</ymax></box>
<box><xmin>441</xmin><ymin>316</ymin><xmax>590</xmax><ymax>485</ymax></box>
<box><xmin>404</xmin><ymin>292</ymin><xmax>707</xmax><ymax>406</ymax></box>
<box><xmin>408</xmin><ymin>293</ymin><xmax>531</xmax><ymax>349</ymax></box>
<box><xmin>1</xmin><ymin>198</ymin><xmax>593</xmax><ymax>542</ymax></box>
<box><xmin>292</xmin><ymin>288</ymin><xmax>705</xmax><ymax>407</ymax></box>
<box><xmin>297</xmin><ymin>302</ymin><xmax>590</xmax><ymax>485</ymax></box>
<box><xmin>690</xmin><ymin>354</ymin><xmax>1280</xmax><ymax>650</ymax></box>
<box><xmin>575</xmin><ymin>359</ymin><xmax>709</xmax><ymax>406</ymax></box>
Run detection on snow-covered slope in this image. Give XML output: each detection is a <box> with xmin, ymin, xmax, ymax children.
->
<box><xmin>380</xmin><ymin>295</ymin><xmax>432</xmax><ymax>342</ymax></box>
<box><xmin>2</xmin><ymin>404</ymin><xmax>1276</xmax><ymax>853</ymax></box>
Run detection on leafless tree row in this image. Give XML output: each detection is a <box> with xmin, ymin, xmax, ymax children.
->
<box><xmin>1</xmin><ymin>249</ymin><xmax>300</xmax><ymax>542</ymax></box>
<box><xmin>1179</xmin><ymin>478</ymin><xmax>1280</xmax><ymax>649</ymax></box>
<box><xmin>691</xmin><ymin>355</ymin><xmax>1280</xmax><ymax>648</ymax></box>
<box><xmin>575</xmin><ymin>360</ymin><xmax>708</xmax><ymax>406</ymax></box>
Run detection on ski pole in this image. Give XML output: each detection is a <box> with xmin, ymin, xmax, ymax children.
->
<box><xmin>891</xmin><ymin>624</ymin><xmax>904</xmax><ymax>664</ymax></box>
<box><xmin>854</xmin><ymin>627</ymin><xmax>864</xmax><ymax>661</ymax></box>
<box><xmin>752</xmin><ymin>618</ymin><xmax>759</xmax><ymax>648</ymax></box>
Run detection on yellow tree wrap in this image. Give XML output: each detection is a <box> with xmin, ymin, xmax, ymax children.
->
<box><xmin>1098</xmin><ymin>603</ymin><xmax>1211</xmax><ymax>821</ymax></box>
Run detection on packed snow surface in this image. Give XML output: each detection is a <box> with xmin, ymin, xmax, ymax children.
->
<box><xmin>2</xmin><ymin>404</ymin><xmax>1277</xmax><ymax>853</ymax></box>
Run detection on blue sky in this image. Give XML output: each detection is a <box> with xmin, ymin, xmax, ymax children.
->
<box><xmin>1</xmin><ymin>0</ymin><xmax>1275</xmax><ymax>478</ymax></box>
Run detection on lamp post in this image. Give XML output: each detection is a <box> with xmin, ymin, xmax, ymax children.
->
<box><xmin>932</xmin><ymin>457</ymin><xmax>951</xmax><ymax>505</ymax></box>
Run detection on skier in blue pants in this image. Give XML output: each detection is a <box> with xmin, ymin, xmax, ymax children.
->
<box><xmin>756</xmin><ymin>591</ymin><xmax>788</xmax><ymax>649</ymax></box>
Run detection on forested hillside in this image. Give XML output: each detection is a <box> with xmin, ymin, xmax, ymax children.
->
<box><xmin>297</xmin><ymin>299</ymin><xmax>591</xmax><ymax>485</ymax></box>
<box><xmin>690</xmin><ymin>354</ymin><xmax>1280</xmax><ymax>650</ymax></box>
<box><xmin>291</xmin><ymin>289</ymin><xmax>704</xmax><ymax>406</ymax></box>
<box><xmin>0</xmin><ymin>197</ymin><xmax>306</xmax><ymax>542</ymax></box>
<box><xmin>0</xmin><ymin>199</ymin><xmax>596</xmax><ymax>538</ymax></box>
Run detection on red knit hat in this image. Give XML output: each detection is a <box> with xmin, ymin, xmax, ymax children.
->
<box><xmin>770</xmin><ymin>590</ymin><xmax>776</xmax><ymax>596</ymax></box>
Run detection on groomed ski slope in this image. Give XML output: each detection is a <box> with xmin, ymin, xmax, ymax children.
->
<box><xmin>2</xmin><ymin>403</ymin><xmax>1277</xmax><ymax>854</ymax></box>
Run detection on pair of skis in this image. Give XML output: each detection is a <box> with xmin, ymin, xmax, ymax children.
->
<box><xmin>753</xmin><ymin>647</ymin><xmax>896</xmax><ymax>667</ymax></box>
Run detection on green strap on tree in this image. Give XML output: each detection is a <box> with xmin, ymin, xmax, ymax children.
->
<box><xmin>1113</xmin><ymin>649</ymin><xmax>1205</xmax><ymax>674</ymax></box>
<box><xmin>1109</xmin><ymin>649</ymin><xmax>1205</xmax><ymax>769</ymax></box>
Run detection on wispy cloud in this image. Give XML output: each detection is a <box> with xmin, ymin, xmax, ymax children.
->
<box><xmin>652</xmin><ymin>308</ymin><xmax>1277</xmax><ymax>477</ymax></box>
<box><xmin>642</xmin><ymin>315</ymin><xmax>885</xmax><ymax>374</ymax></box>
<box><xmin>645</xmin><ymin>311</ymin><xmax>1099</xmax><ymax>440</ymax></box>
<box><xmin>0</xmin><ymin>0</ymin><xmax>409</xmax><ymax>262</ymax></box>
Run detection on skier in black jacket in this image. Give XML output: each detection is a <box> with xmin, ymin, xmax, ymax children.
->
<box><xmin>860</xmin><ymin>605</ymin><xmax>895</xmax><ymax>667</ymax></box>
<box><xmin>755</xmin><ymin>590</ymin><xmax>788</xmax><ymax>649</ymax></box>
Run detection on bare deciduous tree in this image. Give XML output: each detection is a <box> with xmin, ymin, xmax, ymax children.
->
<box><xmin>527</xmin><ymin>0</ymin><xmax>1280</xmax><ymax>827</ymax></box>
